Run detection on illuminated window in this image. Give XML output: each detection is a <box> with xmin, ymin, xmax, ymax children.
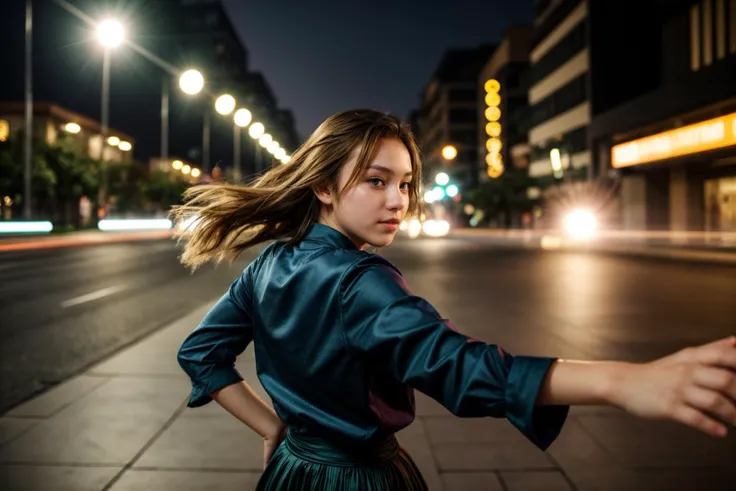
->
<box><xmin>691</xmin><ymin>4</ymin><xmax>701</xmax><ymax>71</ymax></box>
<box><xmin>730</xmin><ymin>0</ymin><xmax>736</xmax><ymax>54</ymax></box>
<box><xmin>716</xmin><ymin>0</ymin><xmax>726</xmax><ymax>59</ymax></box>
<box><xmin>703</xmin><ymin>0</ymin><xmax>713</xmax><ymax>66</ymax></box>
<box><xmin>0</xmin><ymin>120</ymin><xmax>8</xmax><ymax>142</ymax></box>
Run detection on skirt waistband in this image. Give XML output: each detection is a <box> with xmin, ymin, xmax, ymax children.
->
<box><xmin>283</xmin><ymin>431</ymin><xmax>400</xmax><ymax>467</ymax></box>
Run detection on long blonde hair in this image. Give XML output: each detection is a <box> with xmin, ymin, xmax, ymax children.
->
<box><xmin>170</xmin><ymin>109</ymin><xmax>423</xmax><ymax>269</ymax></box>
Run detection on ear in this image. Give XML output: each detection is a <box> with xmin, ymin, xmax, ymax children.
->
<box><xmin>313</xmin><ymin>183</ymin><xmax>334</xmax><ymax>206</ymax></box>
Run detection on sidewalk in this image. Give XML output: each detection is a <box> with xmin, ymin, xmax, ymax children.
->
<box><xmin>449</xmin><ymin>228</ymin><xmax>736</xmax><ymax>265</ymax></box>
<box><xmin>1</xmin><ymin>304</ymin><xmax>735</xmax><ymax>491</ymax></box>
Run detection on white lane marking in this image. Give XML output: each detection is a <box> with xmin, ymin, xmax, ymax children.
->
<box><xmin>61</xmin><ymin>284</ymin><xmax>129</xmax><ymax>308</ymax></box>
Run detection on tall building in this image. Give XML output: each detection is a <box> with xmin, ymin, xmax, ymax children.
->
<box><xmin>416</xmin><ymin>45</ymin><xmax>497</xmax><ymax>190</ymax></box>
<box><xmin>526</xmin><ymin>0</ymin><xmax>591</xmax><ymax>184</ymax></box>
<box><xmin>477</xmin><ymin>25</ymin><xmax>535</xmax><ymax>184</ymax></box>
<box><xmin>589</xmin><ymin>0</ymin><xmax>736</xmax><ymax>231</ymax></box>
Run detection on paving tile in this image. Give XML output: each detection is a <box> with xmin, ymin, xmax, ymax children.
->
<box><xmin>424</xmin><ymin>416</ymin><xmax>556</xmax><ymax>471</ymax></box>
<box><xmin>5</xmin><ymin>376</ymin><xmax>111</xmax><ymax>418</ymax></box>
<box><xmin>501</xmin><ymin>470</ymin><xmax>573</xmax><ymax>490</ymax></box>
<box><xmin>432</xmin><ymin>442</ymin><xmax>555</xmax><ymax>471</ymax></box>
<box><xmin>0</xmin><ymin>464</ymin><xmax>120</xmax><ymax>491</ymax></box>
<box><xmin>0</xmin><ymin>377</ymin><xmax>188</xmax><ymax>465</ymax></box>
<box><xmin>108</xmin><ymin>469</ymin><xmax>261</xmax><ymax>491</ymax></box>
<box><xmin>442</xmin><ymin>472</ymin><xmax>504</xmax><ymax>491</ymax></box>
<box><xmin>414</xmin><ymin>391</ymin><xmax>452</xmax><ymax>417</ymax></box>
<box><xmin>547</xmin><ymin>417</ymin><xmax>620</xmax><ymax>469</ymax></box>
<box><xmin>567</xmin><ymin>467</ymin><xmax>736</xmax><ymax>491</ymax></box>
<box><xmin>0</xmin><ymin>419</ymin><xmax>38</xmax><ymax>448</ymax></box>
<box><xmin>134</xmin><ymin>414</ymin><xmax>263</xmax><ymax>471</ymax></box>
<box><xmin>576</xmin><ymin>414</ymin><xmax>736</xmax><ymax>468</ymax></box>
<box><xmin>423</xmin><ymin>416</ymin><xmax>533</xmax><ymax>445</ymax></box>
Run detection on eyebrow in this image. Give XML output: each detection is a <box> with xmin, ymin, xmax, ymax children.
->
<box><xmin>368</xmin><ymin>164</ymin><xmax>413</xmax><ymax>177</ymax></box>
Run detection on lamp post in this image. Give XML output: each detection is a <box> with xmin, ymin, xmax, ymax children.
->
<box><xmin>233</xmin><ymin>108</ymin><xmax>252</xmax><ymax>180</ymax></box>
<box><xmin>23</xmin><ymin>0</ymin><xmax>33</xmax><ymax>219</ymax></box>
<box><xmin>96</xmin><ymin>19</ymin><xmax>124</xmax><ymax>213</ymax></box>
<box><xmin>248</xmin><ymin>122</ymin><xmax>265</xmax><ymax>172</ymax></box>
<box><xmin>177</xmin><ymin>69</ymin><xmax>206</xmax><ymax>171</ymax></box>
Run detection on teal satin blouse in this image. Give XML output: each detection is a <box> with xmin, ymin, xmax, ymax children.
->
<box><xmin>177</xmin><ymin>223</ymin><xmax>568</xmax><ymax>450</ymax></box>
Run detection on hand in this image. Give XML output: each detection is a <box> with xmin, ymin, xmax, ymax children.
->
<box><xmin>263</xmin><ymin>422</ymin><xmax>287</xmax><ymax>469</ymax></box>
<box><xmin>611</xmin><ymin>336</ymin><xmax>736</xmax><ymax>437</ymax></box>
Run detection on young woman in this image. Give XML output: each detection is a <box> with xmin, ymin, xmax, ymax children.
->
<box><xmin>173</xmin><ymin>109</ymin><xmax>736</xmax><ymax>491</ymax></box>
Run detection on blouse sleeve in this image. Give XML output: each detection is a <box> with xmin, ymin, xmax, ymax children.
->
<box><xmin>177</xmin><ymin>267</ymin><xmax>254</xmax><ymax>408</ymax></box>
<box><xmin>339</xmin><ymin>256</ymin><xmax>568</xmax><ymax>450</ymax></box>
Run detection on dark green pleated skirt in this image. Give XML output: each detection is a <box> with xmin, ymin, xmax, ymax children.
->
<box><xmin>256</xmin><ymin>431</ymin><xmax>428</xmax><ymax>491</ymax></box>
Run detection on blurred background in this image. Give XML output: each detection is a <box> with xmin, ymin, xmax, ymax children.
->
<box><xmin>0</xmin><ymin>1</ymin><xmax>735</xmax><ymax>490</ymax></box>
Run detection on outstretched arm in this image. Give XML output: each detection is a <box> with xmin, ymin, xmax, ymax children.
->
<box><xmin>537</xmin><ymin>337</ymin><xmax>736</xmax><ymax>437</ymax></box>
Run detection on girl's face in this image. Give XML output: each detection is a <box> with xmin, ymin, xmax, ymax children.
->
<box><xmin>316</xmin><ymin>138</ymin><xmax>413</xmax><ymax>249</ymax></box>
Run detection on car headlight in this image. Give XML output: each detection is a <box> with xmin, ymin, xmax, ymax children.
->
<box><xmin>563</xmin><ymin>209</ymin><xmax>597</xmax><ymax>240</ymax></box>
<box><xmin>422</xmin><ymin>219</ymin><xmax>450</xmax><ymax>237</ymax></box>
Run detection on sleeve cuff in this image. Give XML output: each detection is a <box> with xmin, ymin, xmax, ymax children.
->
<box><xmin>186</xmin><ymin>366</ymin><xmax>244</xmax><ymax>408</ymax></box>
<box><xmin>505</xmin><ymin>355</ymin><xmax>569</xmax><ymax>450</ymax></box>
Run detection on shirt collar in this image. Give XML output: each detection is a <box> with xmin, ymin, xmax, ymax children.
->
<box><xmin>303</xmin><ymin>223</ymin><xmax>359</xmax><ymax>250</ymax></box>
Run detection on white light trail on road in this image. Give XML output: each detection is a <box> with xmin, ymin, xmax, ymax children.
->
<box><xmin>61</xmin><ymin>284</ymin><xmax>129</xmax><ymax>308</ymax></box>
<box><xmin>0</xmin><ymin>221</ymin><xmax>53</xmax><ymax>234</ymax></box>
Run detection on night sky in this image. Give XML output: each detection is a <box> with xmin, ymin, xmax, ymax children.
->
<box><xmin>223</xmin><ymin>0</ymin><xmax>535</xmax><ymax>138</ymax></box>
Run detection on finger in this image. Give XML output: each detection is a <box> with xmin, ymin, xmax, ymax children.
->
<box><xmin>689</xmin><ymin>339</ymin><xmax>736</xmax><ymax>368</ymax></box>
<box><xmin>673</xmin><ymin>404</ymin><xmax>728</xmax><ymax>437</ymax></box>
<box><xmin>684</xmin><ymin>386</ymin><xmax>736</xmax><ymax>427</ymax></box>
<box><xmin>692</xmin><ymin>366</ymin><xmax>736</xmax><ymax>401</ymax></box>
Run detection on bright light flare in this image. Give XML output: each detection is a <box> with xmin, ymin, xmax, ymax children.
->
<box><xmin>179</xmin><ymin>69</ymin><xmax>204</xmax><ymax>95</ymax></box>
<box><xmin>215</xmin><ymin>94</ymin><xmax>236</xmax><ymax>115</ymax></box>
<box><xmin>563</xmin><ymin>209</ymin><xmax>598</xmax><ymax>240</ymax></box>
<box><xmin>97</xmin><ymin>19</ymin><xmax>125</xmax><ymax>48</ymax></box>
<box><xmin>422</xmin><ymin>219</ymin><xmax>450</xmax><ymax>237</ymax></box>
<box><xmin>249</xmin><ymin>122</ymin><xmax>265</xmax><ymax>139</ymax></box>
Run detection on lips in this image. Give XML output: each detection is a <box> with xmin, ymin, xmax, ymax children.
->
<box><xmin>379</xmin><ymin>219</ymin><xmax>401</xmax><ymax>225</ymax></box>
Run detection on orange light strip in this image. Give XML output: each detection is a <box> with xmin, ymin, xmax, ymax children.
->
<box><xmin>611</xmin><ymin>112</ymin><xmax>736</xmax><ymax>168</ymax></box>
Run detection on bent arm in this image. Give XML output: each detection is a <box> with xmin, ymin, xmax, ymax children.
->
<box><xmin>212</xmin><ymin>381</ymin><xmax>284</xmax><ymax>438</ymax></box>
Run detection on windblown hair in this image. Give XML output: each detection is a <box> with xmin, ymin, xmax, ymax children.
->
<box><xmin>170</xmin><ymin>109</ymin><xmax>423</xmax><ymax>269</ymax></box>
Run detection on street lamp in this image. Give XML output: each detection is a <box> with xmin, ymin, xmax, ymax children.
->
<box><xmin>179</xmin><ymin>69</ymin><xmax>204</xmax><ymax>95</ymax></box>
<box><xmin>234</xmin><ymin>108</ymin><xmax>252</xmax><ymax>128</ymax></box>
<box><xmin>259</xmin><ymin>133</ymin><xmax>273</xmax><ymax>148</ymax></box>
<box><xmin>249</xmin><ymin>122</ymin><xmax>265</xmax><ymax>139</ymax></box>
<box><xmin>267</xmin><ymin>141</ymin><xmax>279</xmax><ymax>154</ymax></box>
<box><xmin>435</xmin><ymin>172</ymin><xmax>449</xmax><ymax>186</ymax></box>
<box><xmin>441</xmin><ymin>145</ymin><xmax>457</xmax><ymax>161</ymax></box>
<box><xmin>107</xmin><ymin>136</ymin><xmax>120</xmax><ymax>146</ymax></box>
<box><xmin>97</xmin><ymin>19</ymin><xmax>124</xmax><ymax>48</ymax></box>
<box><xmin>215</xmin><ymin>94</ymin><xmax>236</xmax><ymax>115</ymax></box>
<box><xmin>96</xmin><ymin>18</ymin><xmax>125</xmax><ymax>215</ymax></box>
<box><xmin>118</xmin><ymin>141</ymin><xmax>132</xmax><ymax>152</ymax></box>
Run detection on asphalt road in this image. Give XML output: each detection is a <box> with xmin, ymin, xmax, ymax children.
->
<box><xmin>1</xmin><ymin>236</ymin><xmax>735</xmax><ymax>414</ymax></box>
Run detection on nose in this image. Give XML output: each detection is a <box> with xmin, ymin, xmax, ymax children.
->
<box><xmin>386</xmin><ymin>184</ymin><xmax>407</xmax><ymax>212</ymax></box>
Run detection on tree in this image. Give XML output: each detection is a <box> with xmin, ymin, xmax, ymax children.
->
<box><xmin>0</xmin><ymin>136</ymin><xmax>57</xmax><ymax>218</ymax></box>
<box><xmin>464</xmin><ymin>171</ymin><xmax>540</xmax><ymax>228</ymax></box>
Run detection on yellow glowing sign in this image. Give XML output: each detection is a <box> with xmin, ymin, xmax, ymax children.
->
<box><xmin>486</xmin><ymin>122</ymin><xmax>501</xmax><ymax>137</ymax></box>
<box><xmin>612</xmin><ymin>112</ymin><xmax>736</xmax><ymax>168</ymax></box>
<box><xmin>484</xmin><ymin>79</ymin><xmax>500</xmax><ymax>93</ymax></box>
<box><xmin>487</xmin><ymin>163</ymin><xmax>504</xmax><ymax>178</ymax></box>
<box><xmin>486</xmin><ymin>138</ymin><xmax>502</xmax><ymax>153</ymax></box>
<box><xmin>485</xmin><ymin>106</ymin><xmax>501</xmax><ymax>122</ymax></box>
<box><xmin>485</xmin><ymin>92</ymin><xmax>501</xmax><ymax>107</ymax></box>
<box><xmin>0</xmin><ymin>120</ymin><xmax>8</xmax><ymax>142</ymax></box>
